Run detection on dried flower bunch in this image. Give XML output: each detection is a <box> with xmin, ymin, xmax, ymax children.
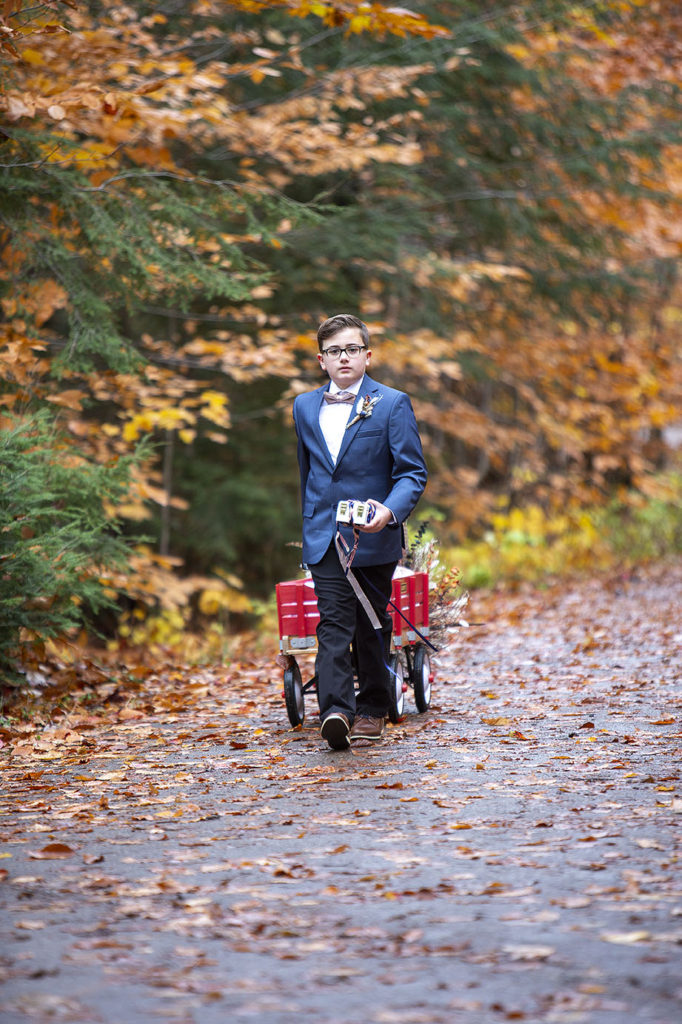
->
<box><xmin>404</xmin><ymin>524</ymin><xmax>469</xmax><ymax>649</ymax></box>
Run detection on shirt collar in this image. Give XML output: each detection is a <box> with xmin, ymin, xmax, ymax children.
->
<box><xmin>328</xmin><ymin>376</ymin><xmax>364</xmax><ymax>396</ymax></box>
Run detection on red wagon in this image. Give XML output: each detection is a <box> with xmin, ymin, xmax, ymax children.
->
<box><xmin>276</xmin><ymin>569</ymin><xmax>433</xmax><ymax>727</ymax></box>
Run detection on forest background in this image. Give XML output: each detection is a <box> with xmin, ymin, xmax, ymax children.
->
<box><xmin>1</xmin><ymin>0</ymin><xmax>681</xmax><ymax>683</ymax></box>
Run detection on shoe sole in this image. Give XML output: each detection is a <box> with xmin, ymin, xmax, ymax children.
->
<box><xmin>350</xmin><ymin>730</ymin><xmax>384</xmax><ymax>742</ymax></box>
<box><xmin>321</xmin><ymin>716</ymin><xmax>350</xmax><ymax>750</ymax></box>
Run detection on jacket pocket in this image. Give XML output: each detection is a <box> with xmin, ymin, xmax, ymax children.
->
<box><xmin>303</xmin><ymin>501</ymin><xmax>315</xmax><ymax>518</ymax></box>
<box><xmin>356</xmin><ymin>428</ymin><xmax>382</xmax><ymax>438</ymax></box>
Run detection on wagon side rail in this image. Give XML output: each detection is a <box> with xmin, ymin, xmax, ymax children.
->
<box><xmin>276</xmin><ymin>571</ymin><xmax>429</xmax><ymax>655</ymax></box>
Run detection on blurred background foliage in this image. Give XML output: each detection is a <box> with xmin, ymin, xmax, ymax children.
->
<box><xmin>1</xmin><ymin>0</ymin><xmax>681</xmax><ymax>672</ymax></box>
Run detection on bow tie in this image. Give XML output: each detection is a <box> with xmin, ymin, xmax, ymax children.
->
<box><xmin>324</xmin><ymin>390</ymin><xmax>356</xmax><ymax>404</ymax></box>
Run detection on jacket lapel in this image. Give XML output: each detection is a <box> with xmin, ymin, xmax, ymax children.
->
<box><xmin>313</xmin><ymin>385</ymin><xmax>336</xmax><ymax>470</ymax></box>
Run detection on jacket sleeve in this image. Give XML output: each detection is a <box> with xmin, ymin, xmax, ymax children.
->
<box><xmin>293</xmin><ymin>399</ymin><xmax>310</xmax><ymax>513</ymax></box>
<box><xmin>382</xmin><ymin>392</ymin><xmax>428</xmax><ymax>523</ymax></box>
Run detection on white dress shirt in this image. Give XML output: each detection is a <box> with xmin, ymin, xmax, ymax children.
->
<box><xmin>319</xmin><ymin>379</ymin><xmax>363</xmax><ymax>464</ymax></box>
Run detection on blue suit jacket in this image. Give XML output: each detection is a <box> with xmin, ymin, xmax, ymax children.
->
<box><xmin>293</xmin><ymin>374</ymin><xmax>428</xmax><ymax>567</ymax></box>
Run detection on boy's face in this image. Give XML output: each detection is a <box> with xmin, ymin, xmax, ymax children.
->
<box><xmin>317</xmin><ymin>326</ymin><xmax>371</xmax><ymax>389</ymax></box>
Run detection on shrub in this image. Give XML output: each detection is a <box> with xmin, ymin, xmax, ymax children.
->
<box><xmin>441</xmin><ymin>475</ymin><xmax>682</xmax><ymax>589</ymax></box>
<box><xmin>0</xmin><ymin>412</ymin><xmax>132</xmax><ymax>679</ymax></box>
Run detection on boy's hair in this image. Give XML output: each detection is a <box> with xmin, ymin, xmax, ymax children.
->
<box><xmin>317</xmin><ymin>314</ymin><xmax>370</xmax><ymax>351</ymax></box>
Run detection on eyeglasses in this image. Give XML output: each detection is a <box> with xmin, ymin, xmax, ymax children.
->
<box><xmin>321</xmin><ymin>345</ymin><xmax>367</xmax><ymax>359</ymax></box>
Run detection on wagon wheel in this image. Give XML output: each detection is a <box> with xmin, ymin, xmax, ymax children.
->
<box><xmin>412</xmin><ymin>644</ymin><xmax>432</xmax><ymax>713</ymax></box>
<box><xmin>283</xmin><ymin>659</ymin><xmax>305</xmax><ymax>727</ymax></box>
<box><xmin>387</xmin><ymin>652</ymin><xmax>406</xmax><ymax>723</ymax></box>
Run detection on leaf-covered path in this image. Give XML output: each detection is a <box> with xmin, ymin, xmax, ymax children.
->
<box><xmin>2</xmin><ymin>560</ymin><xmax>681</xmax><ymax>1024</ymax></box>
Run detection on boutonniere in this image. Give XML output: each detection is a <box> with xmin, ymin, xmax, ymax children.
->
<box><xmin>346</xmin><ymin>393</ymin><xmax>382</xmax><ymax>429</ymax></box>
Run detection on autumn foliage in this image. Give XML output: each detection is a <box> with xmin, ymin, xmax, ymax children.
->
<box><xmin>1</xmin><ymin>1</ymin><xmax>681</xmax><ymax>671</ymax></box>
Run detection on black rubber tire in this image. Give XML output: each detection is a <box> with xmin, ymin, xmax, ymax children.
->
<box><xmin>283</xmin><ymin>660</ymin><xmax>305</xmax><ymax>727</ymax></box>
<box><xmin>387</xmin><ymin>652</ymin><xmax>406</xmax><ymax>723</ymax></box>
<box><xmin>412</xmin><ymin>644</ymin><xmax>432</xmax><ymax>713</ymax></box>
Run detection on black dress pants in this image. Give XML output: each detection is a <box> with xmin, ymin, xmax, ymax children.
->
<box><xmin>309</xmin><ymin>541</ymin><xmax>397</xmax><ymax>723</ymax></box>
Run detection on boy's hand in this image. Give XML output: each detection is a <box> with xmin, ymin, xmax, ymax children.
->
<box><xmin>357</xmin><ymin>500</ymin><xmax>393</xmax><ymax>533</ymax></box>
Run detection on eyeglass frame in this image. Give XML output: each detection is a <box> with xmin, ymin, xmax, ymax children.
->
<box><xmin>320</xmin><ymin>345</ymin><xmax>368</xmax><ymax>359</ymax></box>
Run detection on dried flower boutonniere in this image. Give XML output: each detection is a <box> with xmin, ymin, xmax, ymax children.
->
<box><xmin>346</xmin><ymin>393</ymin><xmax>382</xmax><ymax>429</ymax></box>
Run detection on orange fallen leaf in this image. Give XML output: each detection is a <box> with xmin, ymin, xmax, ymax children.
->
<box><xmin>118</xmin><ymin>707</ymin><xmax>145</xmax><ymax>721</ymax></box>
<box><xmin>29</xmin><ymin>842</ymin><xmax>76</xmax><ymax>860</ymax></box>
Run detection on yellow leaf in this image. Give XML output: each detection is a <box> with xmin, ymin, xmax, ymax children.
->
<box><xmin>123</xmin><ymin>410</ymin><xmax>157</xmax><ymax>441</ymax></box>
<box><xmin>21</xmin><ymin>48</ymin><xmax>44</xmax><ymax>66</ymax></box>
<box><xmin>156</xmin><ymin>407</ymin><xmax>189</xmax><ymax>430</ymax></box>
<box><xmin>200</xmin><ymin>391</ymin><xmax>230</xmax><ymax>428</ymax></box>
<box><xmin>198</xmin><ymin>389</ymin><xmax>224</xmax><ymax>409</ymax></box>
<box><xmin>198</xmin><ymin>584</ymin><xmax>252</xmax><ymax>616</ymax></box>
<box><xmin>349</xmin><ymin>14</ymin><xmax>372</xmax><ymax>33</ymax></box>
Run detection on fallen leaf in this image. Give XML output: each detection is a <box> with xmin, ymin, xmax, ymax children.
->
<box><xmin>29</xmin><ymin>842</ymin><xmax>76</xmax><ymax>860</ymax></box>
<box><xmin>118</xmin><ymin>707</ymin><xmax>145</xmax><ymax>721</ymax></box>
<box><xmin>601</xmin><ymin>930</ymin><xmax>650</xmax><ymax>944</ymax></box>
<box><xmin>504</xmin><ymin>944</ymin><xmax>554</xmax><ymax>961</ymax></box>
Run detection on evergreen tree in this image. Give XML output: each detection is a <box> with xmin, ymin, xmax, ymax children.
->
<box><xmin>0</xmin><ymin>413</ymin><xmax>133</xmax><ymax>677</ymax></box>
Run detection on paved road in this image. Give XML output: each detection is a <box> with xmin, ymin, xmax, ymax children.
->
<box><xmin>2</xmin><ymin>560</ymin><xmax>681</xmax><ymax>1023</ymax></box>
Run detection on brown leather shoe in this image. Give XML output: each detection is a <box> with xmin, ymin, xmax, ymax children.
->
<box><xmin>350</xmin><ymin>715</ymin><xmax>385</xmax><ymax>741</ymax></box>
<box><xmin>320</xmin><ymin>712</ymin><xmax>351</xmax><ymax>750</ymax></box>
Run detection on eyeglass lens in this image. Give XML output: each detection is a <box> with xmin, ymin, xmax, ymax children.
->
<box><xmin>323</xmin><ymin>346</ymin><xmax>366</xmax><ymax>358</ymax></box>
